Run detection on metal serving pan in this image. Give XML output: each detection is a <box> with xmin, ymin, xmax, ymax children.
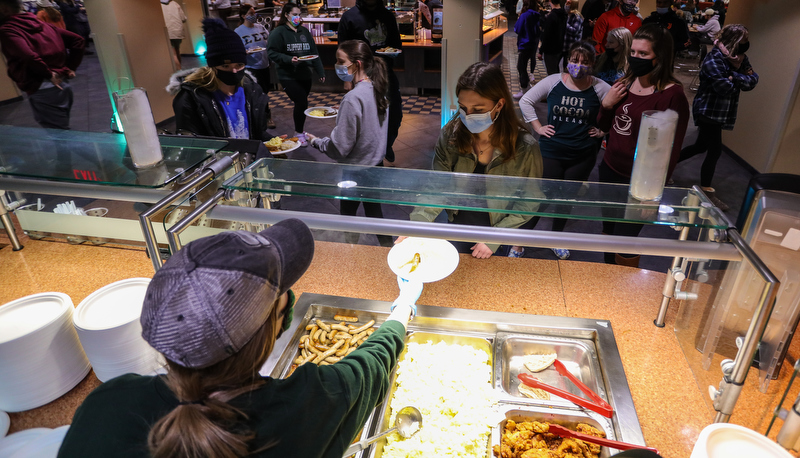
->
<box><xmin>491</xmin><ymin>404</ymin><xmax>617</xmax><ymax>458</ymax></box>
<box><xmin>367</xmin><ymin>331</ymin><xmax>494</xmax><ymax>458</ymax></box>
<box><xmin>494</xmin><ymin>332</ymin><xmax>607</xmax><ymax>409</ymax></box>
<box><xmin>260</xmin><ymin>293</ymin><xmax>647</xmax><ymax>453</ymax></box>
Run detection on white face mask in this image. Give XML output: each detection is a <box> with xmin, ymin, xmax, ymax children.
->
<box><xmin>459</xmin><ymin>102</ymin><xmax>500</xmax><ymax>134</ymax></box>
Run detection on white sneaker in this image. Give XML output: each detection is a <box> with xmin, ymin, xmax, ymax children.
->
<box><xmin>513</xmin><ymin>91</ymin><xmax>526</xmax><ymax>99</ymax></box>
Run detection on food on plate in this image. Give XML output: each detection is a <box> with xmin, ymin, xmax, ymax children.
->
<box><xmin>522</xmin><ymin>352</ymin><xmax>557</xmax><ymax>373</ymax></box>
<box><xmin>376</xmin><ymin>47</ymin><xmax>400</xmax><ymax>53</ymax></box>
<box><xmin>308</xmin><ymin>108</ymin><xmax>337</xmax><ymax>117</ymax></box>
<box><xmin>398</xmin><ymin>252</ymin><xmax>421</xmax><ymax>273</ymax></box>
<box><xmin>517</xmin><ymin>383</ymin><xmax>550</xmax><ymax>400</ymax></box>
<box><xmin>264</xmin><ymin>136</ymin><xmax>300</xmax><ymax>152</ymax></box>
<box><xmin>382</xmin><ymin>340</ymin><xmax>497</xmax><ymax>458</ymax></box>
<box><xmin>493</xmin><ymin>420</ymin><xmax>605</xmax><ymax>458</ymax></box>
<box><xmin>247</xmin><ymin>46</ymin><xmax>265</xmax><ymax>53</ymax></box>
<box><xmin>288</xmin><ymin>317</ymin><xmax>376</xmax><ymax>374</ymax></box>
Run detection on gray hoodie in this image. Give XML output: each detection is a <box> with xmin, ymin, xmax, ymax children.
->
<box><xmin>312</xmin><ymin>81</ymin><xmax>388</xmax><ymax>165</ymax></box>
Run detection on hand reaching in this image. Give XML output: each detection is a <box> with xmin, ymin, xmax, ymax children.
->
<box><xmin>470</xmin><ymin>243</ymin><xmax>492</xmax><ymax>259</ymax></box>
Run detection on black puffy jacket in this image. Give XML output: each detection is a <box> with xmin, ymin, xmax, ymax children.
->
<box><xmin>168</xmin><ymin>69</ymin><xmax>273</xmax><ymax>141</ymax></box>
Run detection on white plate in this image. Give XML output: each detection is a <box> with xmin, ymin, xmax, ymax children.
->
<box><xmin>73</xmin><ymin>278</ymin><xmax>151</xmax><ymax>331</ymax></box>
<box><xmin>9</xmin><ymin>425</ymin><xmax>69</xmax><ymax>458</ymax></box>
<box><xmin>0</xmin><ymin>428</ymin><xmax>51</xmax><ymax>456</ymax></box>
<box><xmin>376</xmin><ymin>50</ymin><xmax>402</xmax><ymax>57</ymax></box>
<box><xmin>297</xmin><ymin>54</ymin><xmax>318</xmax><ymax>61</ymax></box>
<box><xmin>387</xmin><ymin>237</ymin><xmax>459</xmax><ymax>283</ymax></box>
<box><xmin>691</xmin><ymin>423</ymin><xmax>792</xmax><ymax>458</ymax></box>
<box><xmin>267</xmin><ymin>140</ymin><xmax>301</xmax><ymax>156</ymax></box>
<box><xmin>0</xmin><ymin>410</ymin><xmax>8</xmax><ymax>437</ymax></box>
<box><xmin>304</xmin><ymin>106</ymin><xmax>338</xmax><ymax>119</ymax></box>
<box><xmin>246</xmin><ymin>46</ymin><xmax>266</xmax><ymax>54</ymax></box>
<box><xmin>0</xmin><ymin>293</ymin><xmax>69</xmax><ymax>344</ymax></box>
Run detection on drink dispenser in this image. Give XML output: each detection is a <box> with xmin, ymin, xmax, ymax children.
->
<box><xmin>629</xmin><ymin>109</ymin><xmax>679</xmax><ymax>202</ymax></box>
<box><xmin>112</xmin><ymin>83</ymin><xmax>164</xmax><ymax>169</ymax></box>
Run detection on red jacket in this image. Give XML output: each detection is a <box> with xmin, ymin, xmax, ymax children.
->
<box><xmin>0</xmin><ymin>12</ymin><xmax>84</xmax><ymax>94</ymax></box>
<box><xmin>592</xmin><ymin>6</ymin><xmax>642</xmax><ymax>53</ymax></box>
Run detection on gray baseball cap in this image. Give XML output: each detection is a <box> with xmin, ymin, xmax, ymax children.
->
<box><xmin>141</xmin><ymin>219</ymin><xmax>314</xmax><ymax>369</ymax></box>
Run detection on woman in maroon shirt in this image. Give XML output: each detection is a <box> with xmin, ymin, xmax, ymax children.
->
<box><xmin>596</xmin><ymin>24</ymin><xmax>690</xmax><ymax>267</ymax></box>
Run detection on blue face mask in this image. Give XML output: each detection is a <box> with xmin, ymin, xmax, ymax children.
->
<box><xmin>335</xmin><ymin>63</ymin><xmax>354</xmax><ymax>82</ymax></box>
<box><xmin>656</xmin><ymin>7</ymin><xmax>669</xmax><ymax>14</ymax></box>
<box><xmin>459</xmin><ymin>102</ymin><xmax>499</xmax><ymax>134</ymax></box>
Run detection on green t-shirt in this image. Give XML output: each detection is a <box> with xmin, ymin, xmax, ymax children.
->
<box><xmin>57</xmin><ymin>321</ymin><xmax>406</xmax><ymax>458</ymax></box>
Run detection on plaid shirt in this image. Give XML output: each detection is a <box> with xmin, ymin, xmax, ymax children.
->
<box><xmin>563</xmin><ymin>13</ymin><xmax>584</xmax><ymax>53</ymax></box>
<box><xmin>693</xmin><ymin>46</ymin><xmax>758</xmax><ymax>130</ymax></box>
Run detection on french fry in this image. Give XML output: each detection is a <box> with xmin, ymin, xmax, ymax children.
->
<box><xmin>334</xmin><ymin>314</ymin><xmax>359</xmax><ymax>322</ymax></box>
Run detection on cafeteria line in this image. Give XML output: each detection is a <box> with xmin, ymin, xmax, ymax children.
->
<box><xmin>2</xmin><ymin>0</ymin><xmax>800</xmax><ymax>457</ymax></box>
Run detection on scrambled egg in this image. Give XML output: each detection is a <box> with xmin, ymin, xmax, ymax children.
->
<box><xmin>309</xmin><ymin>109</ymin><xmax>327</xmax><ymax>117</ymax></box>
<box><xmin>265</xmin><ymin>137</ymin><xmax>283</xmax><ymax>148</ymax></box>
<box><xmin>383</xmin><ymin>341</ymin><xmax>498</xmax><ymax>458</ymax></box>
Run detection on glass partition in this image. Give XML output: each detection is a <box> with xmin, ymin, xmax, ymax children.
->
<box><xmin>0</xmin><ymin>126</ymin><xmax>225</xmax><ymax>188</ymax></box>
<box><xmin>223</xmin><ymin>158</ymin><xmax>729</xmax><ymax>229</ymax></box>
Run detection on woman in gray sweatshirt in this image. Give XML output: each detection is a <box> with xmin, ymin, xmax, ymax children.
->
<box><xmin>307</xmin><ymin>40</ymin><xmax>392</xmax><ymax>245</ymax></box>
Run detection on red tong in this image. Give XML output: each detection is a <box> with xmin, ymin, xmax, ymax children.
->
<box><xmin>547</xmin><ymin>424</ymin><xmax>660</xmax><ymax>454</ymax></box>
<box><xmin>517</xmin><ymin>359</ymin><xmax>614</xmax><ymax>418</ymax></box>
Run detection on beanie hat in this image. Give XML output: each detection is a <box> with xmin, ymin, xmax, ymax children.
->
<box><xmin>202</xmin><ymin>18</ymin><xmax>247</xmax><ymax>67</ymax></box>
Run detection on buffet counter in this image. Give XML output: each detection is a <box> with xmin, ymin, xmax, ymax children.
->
<box><xmin>1</xmin><ymin>236</ymin><xmax>797</xmax><ymax>458</ymax></box>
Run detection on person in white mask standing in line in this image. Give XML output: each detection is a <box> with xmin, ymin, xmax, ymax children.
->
<box><xmin>402</xmin><ymin>62</ymin><xmax>544</xmax><ymax>259</ymax></box>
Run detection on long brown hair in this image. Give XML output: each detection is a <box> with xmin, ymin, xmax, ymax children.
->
<box><xmin>447</xmin><ymin>62</ymin><xmax>526</xmax><ymax>161</ymax></box>
<box><xmin>618</xmin><ymin>23</ymin><xmax>679</xmax><ymax>92</ymax></box>
<box><xmin>338</xmin><ymin>40</ymin><xmax>389</xmax><ymax>118</ymax></box>
<box><xmin>43</xmin><ymin>6</ymin><xmax>62</xmax><ymax>22</ymax></box>
<box><xmin>277</xmin><ymin>2</ymin><xmax>298</xmax><ymax>27</ymax></box>
<box><xmin>147</xmin><ymin>310</ymin><xmax>281</xmax><ymax>458</ymax></box>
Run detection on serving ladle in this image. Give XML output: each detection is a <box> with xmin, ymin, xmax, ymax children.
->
<box><xmin>342</xmin><ymin>406</ymin><xmax>423</xmax><ymax>457</ymax></box>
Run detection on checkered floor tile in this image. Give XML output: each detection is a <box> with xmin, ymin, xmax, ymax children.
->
<box><xmin>268</xmin><ymin>92</ymin><xmax>441</xmax><ymax>115</ymax></box>
<box><xmin>266</xmin><ymin>35</ymin><xmax>537</xmax><ymax>114</ymax></box>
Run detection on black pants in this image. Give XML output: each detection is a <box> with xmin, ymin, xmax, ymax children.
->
<box><xmin>386</xmin><ymin>67</ymin><xmax>402</xmax><ymax>162</ymax></box>
<box><xmin>29</xmin><ymin>84</ymin><xmax>73</xmax><ymax>130</ymax></box>
<box><xmin>280</xmin><ymin>78</ymin><xmax>312</xmax><ymax>133</ymax></box>
<box><xmin>517</xmin><ymin>46</ymin><xmax>537</xmax><ymax>89</ymax></box>
<box><xmin>598</xmin><ymin>161</ymin><xmax>643</xmax><ymax>263</ymax></box>
<box><xmin>531</xmin><ymin>153</ymin><xmax>598</xmax><ymax>232</ymax></box>
<box><xmin>678</xmin><ymin>118</ymin><xmax>723</xmax><ymax>188</ymax></box>
<box><xmin>248</xmin><ymin>67</ymin><xmax>272</xmax><ymax>120</ymax></box>
<box><xmin>339</xmin><ymin>164</ymin><xmax>393</xmax><ymax>246</ymax></box>
<box><xmin>543</xmin><ymin>53</ymin><xmax>561</xmax><ymax>75</ymax></box>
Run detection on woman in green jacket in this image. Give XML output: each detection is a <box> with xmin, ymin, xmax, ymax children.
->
<box><xmin>407</xmin><ymin>62</ymin><xmax>544</xmax><ymax>259</ymax></box>
<box><xmin>267</xmin><ymin>2</ymin><xmax>325</xmax><ymax>146</ymax></box>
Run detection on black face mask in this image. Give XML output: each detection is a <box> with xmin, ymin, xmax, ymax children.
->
<box><xmin>628</xmin><ymin>55</ymin><xmax>655</xmax><ymax>77</ymax></box>
<box><xmin>736</xmin><ymin>41</ymin><xmax>750</xmax><ymax>55</ymax></box>
<box><xmin>606</xmin><ymin>47</ymin><xmax>618</xmax><ymax>58</ymax></box>
<box><xmin>216</xmin><ymin>69</ymin><xmax>245</xmax><ymax>86</ymax></box>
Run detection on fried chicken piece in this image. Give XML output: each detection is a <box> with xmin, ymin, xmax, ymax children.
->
<box><xmin>520</xmin><ymin>449</ymin><xmax>556</xmax><ymax>458</ymax></box>
<box><xmin>576</xmin><ymin>423</ymin><xmax>605</xmax><ymax>438</ymax></box>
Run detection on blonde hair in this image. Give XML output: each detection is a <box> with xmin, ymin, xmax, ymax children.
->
<box><xmin>598</xmin><ymin>27</ymin><xmax>632</xmax><ymax>73</ymax></box>
<box><xmin>147</xmin><ymin>310</ymin><xmax>281</xmax><ymax>458</ymax></box>
<box><xmin>184</xmin><ymin>67</ymin><xmax>222</xmax><ymax>93</ymax></box>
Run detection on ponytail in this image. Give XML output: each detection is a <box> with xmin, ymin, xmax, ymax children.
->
<box><xmin>370</xmin><ymin>57</ymin><xmax>389</xmax><ymax>119</ymax></box>
<box><xmin>147</xmin><ymin>312</ymin><xmax>280</xmax><ymax>458</ymax></box>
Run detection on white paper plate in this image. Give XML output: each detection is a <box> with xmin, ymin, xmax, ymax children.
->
<box><xmin>387</xmin><ymin>237</ymin><xmax>459</xmax><ymax>283</ymax></box>
<box><xmin>0</xmin><ymin>294</ymin><xmax>68</xmax><ymax>344</ymax></box>
<box><xmin>297</xmin><ymin>54</ymin><xmax>318</xmax><ymax>61</ymax></box>
<box><xmin>73</xmin><ymin>278</ymin><xmax>150</xmax><ymax>331</ymax></box>
<box><xmin>304</xmin><ymin>106</ymin><xmax>338</xmax><ymax>119</ymax></box>
<box><xmin>691</xmin><ymin>423</ymin><xmax>792</xmax><ymax>458</ymax></box>
<box><xmin>8</xmin><ymin>425</ymin><xmax>69</xmax><ymax>458</ymax></box>
<box><xmin>0</xmin><ymin>410</ymin><xmax>9</xmax><ymax>437</ymax></box>
<box><xmin>0</xmin><ymin>428</ymin><xmax>51</xmax><ymax>456</ymax></box>
<box><xmin>269</xmin><ymin>141</ymin><xmax>301</xmax><ymax>156</ymax></box>
<box><xmin>376</xmin><ymin>50</ymin><xmax>402</xmax><ymax>57</ymax></box>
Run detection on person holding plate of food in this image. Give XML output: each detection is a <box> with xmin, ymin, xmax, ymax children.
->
<box><xmin>235</xmin><ymin>6</ymin><xmax>275</xmax><ymax>129</ymax></box>
<box><xmin>58</xmin><ymin>219</ymin><xmax>424</xmax><ymax>458</ymax></box>
<box><xmin>306</xmin><ymin>40</ymin><xmax>393</xmax><ymax>246</ymax></box>
<box><xmin>267</xmin><ymin>2</ymin><xmax>325</xmax><ymax>147</ymax></box>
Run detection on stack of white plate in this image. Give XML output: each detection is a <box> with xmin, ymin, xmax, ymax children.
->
<box><xmin>0</xmin><ymin>425</ymin><xmax>70</xmax><ymax>458</ymax></box>
<box><xmin>73</xmin><ymin>278</ymin><xmax>164</xmax><ymax>382</ymax></box>
<box><xmin>0</xmin><ymin>293</ymin><xmax>91</xmax><ymax>412</ymax></box>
